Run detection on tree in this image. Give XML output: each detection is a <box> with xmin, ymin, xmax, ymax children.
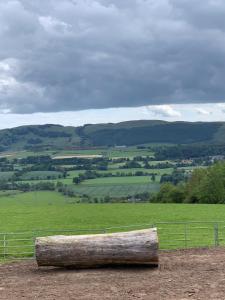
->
<box><xmin>151</xmin><ymin>174</ymin><xmax>156</xmax><ymax>182</ymax></box>
<box><xmin>73</xmin><ymin>177</ymin><xmax>81</xmax><ymax>185</ymax></box>
<box><xmin>184</xmin><ymin>168</ymin><xmax>206</xmax><ymax>203</ymax></box>
<box><xmin>197</xmin><ymin>163</ymin><xmax>225</xmax><ymax>204</ymax></box>
<box><xmin>154</xmin><ymin>183</ymin><xmax>185</xmax><ymax>203</ymax></box>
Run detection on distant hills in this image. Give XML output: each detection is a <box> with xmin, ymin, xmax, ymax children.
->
<box><xmin>0</xmin><ymin>120</ymin><xmax>225</xmax><ymax>152</ymax></box>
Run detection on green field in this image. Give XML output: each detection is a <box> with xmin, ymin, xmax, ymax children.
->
<box><xmin>0</xmin><ymin>172</ymin><xmax>14</xmax><ymax>180</ymax></box>
<box><xmin>0</xmin><ymin>191</ymin><xmax>225</xmax><ymax>231</ymax></box>
<box><xmin>0</xmin><ymin>191</ymin><xmax>225</xmax><ymax>257</ymax></box>
<box><xmin>2</xmin><ymin>147</ymin><xmax>154</xmax><ymax>160</ymax></box>
<box><xmin>0</xmin><ymin>145</ymin><xmax>220</xmax><ymax>258</ymax></box>
<box><xmin>20</xmin><ymin>171</ymin><xmax>63</xmax><ymax>180</ymax></box>
<box><xmin>83</xmin><ymin>176</ymin><xmax>153</xmax><ymax>185</ymax></box>
<box><xmin>108</xmin><ymin>149</ymin><xmax>153</xmax><ymax>158</ymax></box>
<box><xmin>72</xmin><ymin>183</ymin><xmax>160</xmax><ymax>197</ymax></box>
<box><xmin>18</xmin><ymin>178</ymin><xmax>72</xmax><ymax>185</ymax></box>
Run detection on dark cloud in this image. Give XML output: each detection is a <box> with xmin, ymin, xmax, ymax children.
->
<box><xmin>0</xmin><ymin>0</ymin><xmax>225</xmax><ymax>113</ymax></box>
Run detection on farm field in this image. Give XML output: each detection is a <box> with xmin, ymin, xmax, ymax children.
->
<box><xmin>1</xmin><ymin>147</ymin><xmax>154</xmax><ymax>160</ymax></box>
<box><xmin>0</xmin><ymin>144</ymin><xmax>216</xmax><ymax>207</ymax></box>
<box><xmin>0</xmin><ymin>172</ymin><xmax>14</xmax><ymax>180</ymax></box>
<box><xmin>52</xmin><ymin>154</ymin><xmax>103</xmax><ymax>159</ymax></box>
<box><xmin>14</xmin><ymin>167</ymin><xmax>172</xmax><ymax>189</ymax></box>
<box><xmin>0</xmin><ymin>144</ymin><xmax>221</xmax><ymax>257</ymax></box>
<box><xmin>68</xmin><ymin>166</ymin><xmax>173</xmax><ymax>177</ymax></box>
<box><xmin>0</xmin><ymin>191</ymin><xmax>225</xmax><ymax>251</ymax></box>
<box><xmin>20</xmin><ymin>171</ymin><xmax>63</xmax><ymax>180</ymax></box>
<box><xmin>70</xmin><ymin>176</ymin><xmax>161</xmax><ymax>197</ymax></box>
<box><xmin>71</xmin><ymin>183</ymin><xmax>160</xmax><ymax>197</ymax></box>
<box><xmin>82</xmin><ymin>176</ymin><xmax>154</xmax><ymax>185</ymax></box>
<box><xmin>1</xmin><ymin>191</ymin><xmax>225</xmax><ymax>232</ymax></box>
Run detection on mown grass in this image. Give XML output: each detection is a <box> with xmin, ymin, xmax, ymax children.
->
<box><xmin>0</xmin><ymin>191</ymin><xmax>225</xmax><ymax>231</ymax></box>
<box><xmin>0</xmin><ymin>191</ymin><xmax>225</xmax><ymax>257</ymax></box>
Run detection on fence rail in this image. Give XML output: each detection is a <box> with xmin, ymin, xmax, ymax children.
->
<box><xmin>1</xmin><ymin>221</ymin><xmax>225</xmax><ymax>261</ymax></box>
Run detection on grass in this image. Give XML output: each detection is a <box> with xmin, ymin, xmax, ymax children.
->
<box><xmin>0</xmin><ymin>190</ymin><xmax>21</xmax><ymax>197</ymax></box>
<box><xmin>17</xmin><ymin>178</ymin><xmax>73</xmax><ymax>185</ymax></box>
<box><xmin>72</xmin><ymin>183</ymin><xmax>160</xmax><ymax>197</ymax></box>
<box><xmin>67</xmin><ymin>170</ymin><xmax>85</xmax><ymax>177</ymax></box>
<box><xmin>72</xmin><ymin>176</ymin><xmax>161</xmax><ymax>197</ymax></box>
<box><xmin>1</xmin><ymin>191</ymin><xmax>225</xmax><ymax>231</ymax></box>
<box><xmin>0</xmin><ymin>191</ymin><xmax>225</xmax><ymax>257</ymax></box>
<box><xmin>82</xmin><ymin>176</ymin><xmax>154</xmax><ymax>185</ymax></box>
<box><xmin>2</xmin><ymin>147</ymin><xmax>154</xmax><ymax>160</ymax></box>
<box><xmin>108</xmin><ymin>149</ymin><xmax>154</xmax><ymax>158</ymax></box>
<box><xmin>0</xmin><ymin>172</ymin><xmax>14</xmax><ymax>180</ymax></box>
<box><xmin>99</xmin><ymin>167</ymin><xmax>173</xmax><ymax>176</ymax></box>
<box><xmin>20</xmin><ymin>171</ymin><xmax>63</xmax><ymax>180</ymax></box>
<box><xmin>51</xmin><ymin>148</ymin><xmax>154</xmax><ymax>159</ymax></box>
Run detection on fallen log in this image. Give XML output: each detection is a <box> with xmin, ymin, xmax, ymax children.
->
<box><xmin>35</xmin><ymin>228</ymin><xmax>158</xmax><ymax>268</ymax></box>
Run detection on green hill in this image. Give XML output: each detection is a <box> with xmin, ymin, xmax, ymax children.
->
<box><xmin>0</xmin><ymin>120</ymin><xmax>225</xmax><ymax>152</ymax></box>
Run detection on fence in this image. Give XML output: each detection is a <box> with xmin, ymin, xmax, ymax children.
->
<box><xmin>0</xmin><ymin>222</ymin><xmax>225</xmax><ymax>261</ymax></box>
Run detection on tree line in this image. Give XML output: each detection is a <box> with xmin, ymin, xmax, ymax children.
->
<box><xmin>153</xmin><ymin>161</ymin><xmax>225</xmax><ymax>203</ymax></box>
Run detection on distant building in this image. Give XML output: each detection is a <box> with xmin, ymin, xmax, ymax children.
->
<box><xmin>114</xmin><ymin>145</ymin><xmax>127</xmax><ymax>149</ymax></box>
<box><xmin>210</xmin><ymin>155</ymin><xmax>225</xmax><ymax>163</ymax></box>
<box><xmin>181</xmin><ymin>159</ymin><xmax>193</xmax><ymax>165</ymax></box>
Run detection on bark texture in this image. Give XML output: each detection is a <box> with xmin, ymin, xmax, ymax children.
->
<box><xmin>35</xmin><ymin>228</ymin><xmax>158</xmax><ymax>268</ymax></box>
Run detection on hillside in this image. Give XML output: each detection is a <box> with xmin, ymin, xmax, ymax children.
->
<box><xmin>0</xmin><ymin>120</ymin><xmax>224</xmax><ymax>152</ymax></box>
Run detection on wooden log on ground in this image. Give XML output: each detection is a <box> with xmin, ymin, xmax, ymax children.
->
<box><xmin>35</xmin><ymin>228</ymin><xmax>159</xmax><ymax>268</ymax></box>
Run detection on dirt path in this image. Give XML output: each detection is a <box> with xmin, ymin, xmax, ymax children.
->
<box><xmin>1</xmin><ymin>248</ymin><xmax>225</xmax><ymax>299</ymax></box>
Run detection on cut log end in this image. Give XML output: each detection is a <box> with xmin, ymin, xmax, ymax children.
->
<box><xmin>35</xmin><ymin>228</ymin><xmax>159</xmax><ymax>268</ymax></box>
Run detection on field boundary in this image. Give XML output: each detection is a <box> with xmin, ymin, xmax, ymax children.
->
<box><xmin>0</xmin><ymin>221</ymin><xmax>225</xmax><ymax>261</ymax></box>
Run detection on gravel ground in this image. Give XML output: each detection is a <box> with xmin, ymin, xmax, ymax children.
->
<box><xmin>1</xmin><ymin>248</ymin><xmax>225</xmax><ymax>299</ymax></box>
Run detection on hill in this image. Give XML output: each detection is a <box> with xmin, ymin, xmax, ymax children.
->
<box><xmin>0</xmin><ymin>120</ymin><xmax>225</xmax><ymax>152</ymax></box>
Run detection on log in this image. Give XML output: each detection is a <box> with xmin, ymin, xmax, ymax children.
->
<box><xmin>35</xmin><ymin>228</ymin><xmax>158</xmax><ymax>268</ymax></box>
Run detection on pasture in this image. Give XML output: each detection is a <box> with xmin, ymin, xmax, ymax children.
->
<box><xmin>20</xmin><ymin>171</ymin><xmax>63</xmax><ymax>180</ymax></box>
<box><xmin>0</xmin><ymin>172</ymin><xmax>14</xmax><ymax>180</ymax></box>
<box><xmin>72</xmin><ymin>182</ymin><xmax>160</xmax><ymax>197</ymax></box>
<box><xmin>0</xmin><ymin>147</ymin><xmax>217</xmax><ymax>257</ymax></box>
<box><xmin>1</xmin><ymin>147</ymin><xmax>154</xmax><ymax>160</ymax></box>
<box><xmin>0</xmin><ymin>191</ymin><xmax>224</xmax><ymax>233</ymax></box>
<box><xmin>1</xmin><ymin>191</ymin><xmax>225</xmax><ymax>230</ymax></box>
<box><xmin>82</xmin><ymin>176</ymin><xmax>154</xmax><ymax>185</ymax></box>
<box><xmin>0</xmin><ymin>191</ymin><xmax>225</xmax><ymax>260</ymax></box>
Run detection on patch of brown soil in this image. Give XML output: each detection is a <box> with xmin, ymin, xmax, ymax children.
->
<box><xmin>1</xmin><ymin>248</ymin><xmax>225</xmax><ymax>299</ymax></box>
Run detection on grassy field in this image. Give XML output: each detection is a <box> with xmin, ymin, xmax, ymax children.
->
<box><xmin>0</xmin><ymin>191</ymin><xmax>225</xmax><ymax>256</ymax></box>
<box><xmin>20</xmin><ymin>171</ymin><xmax>63</xmax><ymax>180</ymax></box>
<box><xmin>0</xmin><ymin>191</ymin><xmax>225</xmax><ymax>231</ymax></box>
<box><xmin>72</xmin><ymin>183</ymin><xmax>160</xmax><ymax>197</ymax></box>
<box><xmin>2</xmin><ymin>147</ymin><xmax>154</xmax><ymax>160</ymax></box>
<box><xmin>82</xmin><ymin>176</ymin><xmax>154</xmax><ymax>185</ymax></box>
<box><xmin>0</xmin><ymin>172</ymin><xmax>14</xmax><ymax>180</ymax></box>
<box><xmin>0</xmin><ymin>147</ymin><xmax>215</xmax><ymax>256</ymax></box>
<box><xmin>108</xmin><ymin>149</ymin><xmax>153</xmax><ymax>158</ymax></box>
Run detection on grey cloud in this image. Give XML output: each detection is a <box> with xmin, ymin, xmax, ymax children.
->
<box><xmin>145</xmin><ymin>105</ymin><xmax>181</xmax><ymax>118</ymax></box>
<box><xmin>0</xmin><ymin>0</ymin><xmax>225</xmax><ymax>113</ymax></box>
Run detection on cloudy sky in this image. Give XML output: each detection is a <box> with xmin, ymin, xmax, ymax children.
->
<box><xmin>0</xmin><ymin>0</ymin><xmax>225</xmax><ymax>128</ymax></box>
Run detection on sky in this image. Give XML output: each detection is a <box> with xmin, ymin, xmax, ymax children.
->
<box><xmin>0</xmin><ymin>0</ymin><xmax>225</xmax><ymax>128</ymax></box>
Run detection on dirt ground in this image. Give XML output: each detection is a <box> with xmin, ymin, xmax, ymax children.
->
<box><xmin>1</xmin><ymin>247</ymin><xmax>225</xmax><ymax>300</ymax></box>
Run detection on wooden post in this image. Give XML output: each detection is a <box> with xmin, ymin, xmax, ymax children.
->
<box><xmin>214</xmin><ymin>223</ymin><xmax>219</xmax><ymax>247</ymax></box>
<box><xmin>35</xmin><ymin>228</ymin><xmax>159</xmax><ymax>268</ymax></box>
<box><xmin>3</xmin><ymin>234</ymin><xmax>6</xmax><ymax>260</ymax></box>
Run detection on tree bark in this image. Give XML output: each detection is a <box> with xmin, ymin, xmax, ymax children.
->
<box><xmin>35</xmin><ymin>228</ymin><xmax>158</xmax><ymax>268</ymax></box>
